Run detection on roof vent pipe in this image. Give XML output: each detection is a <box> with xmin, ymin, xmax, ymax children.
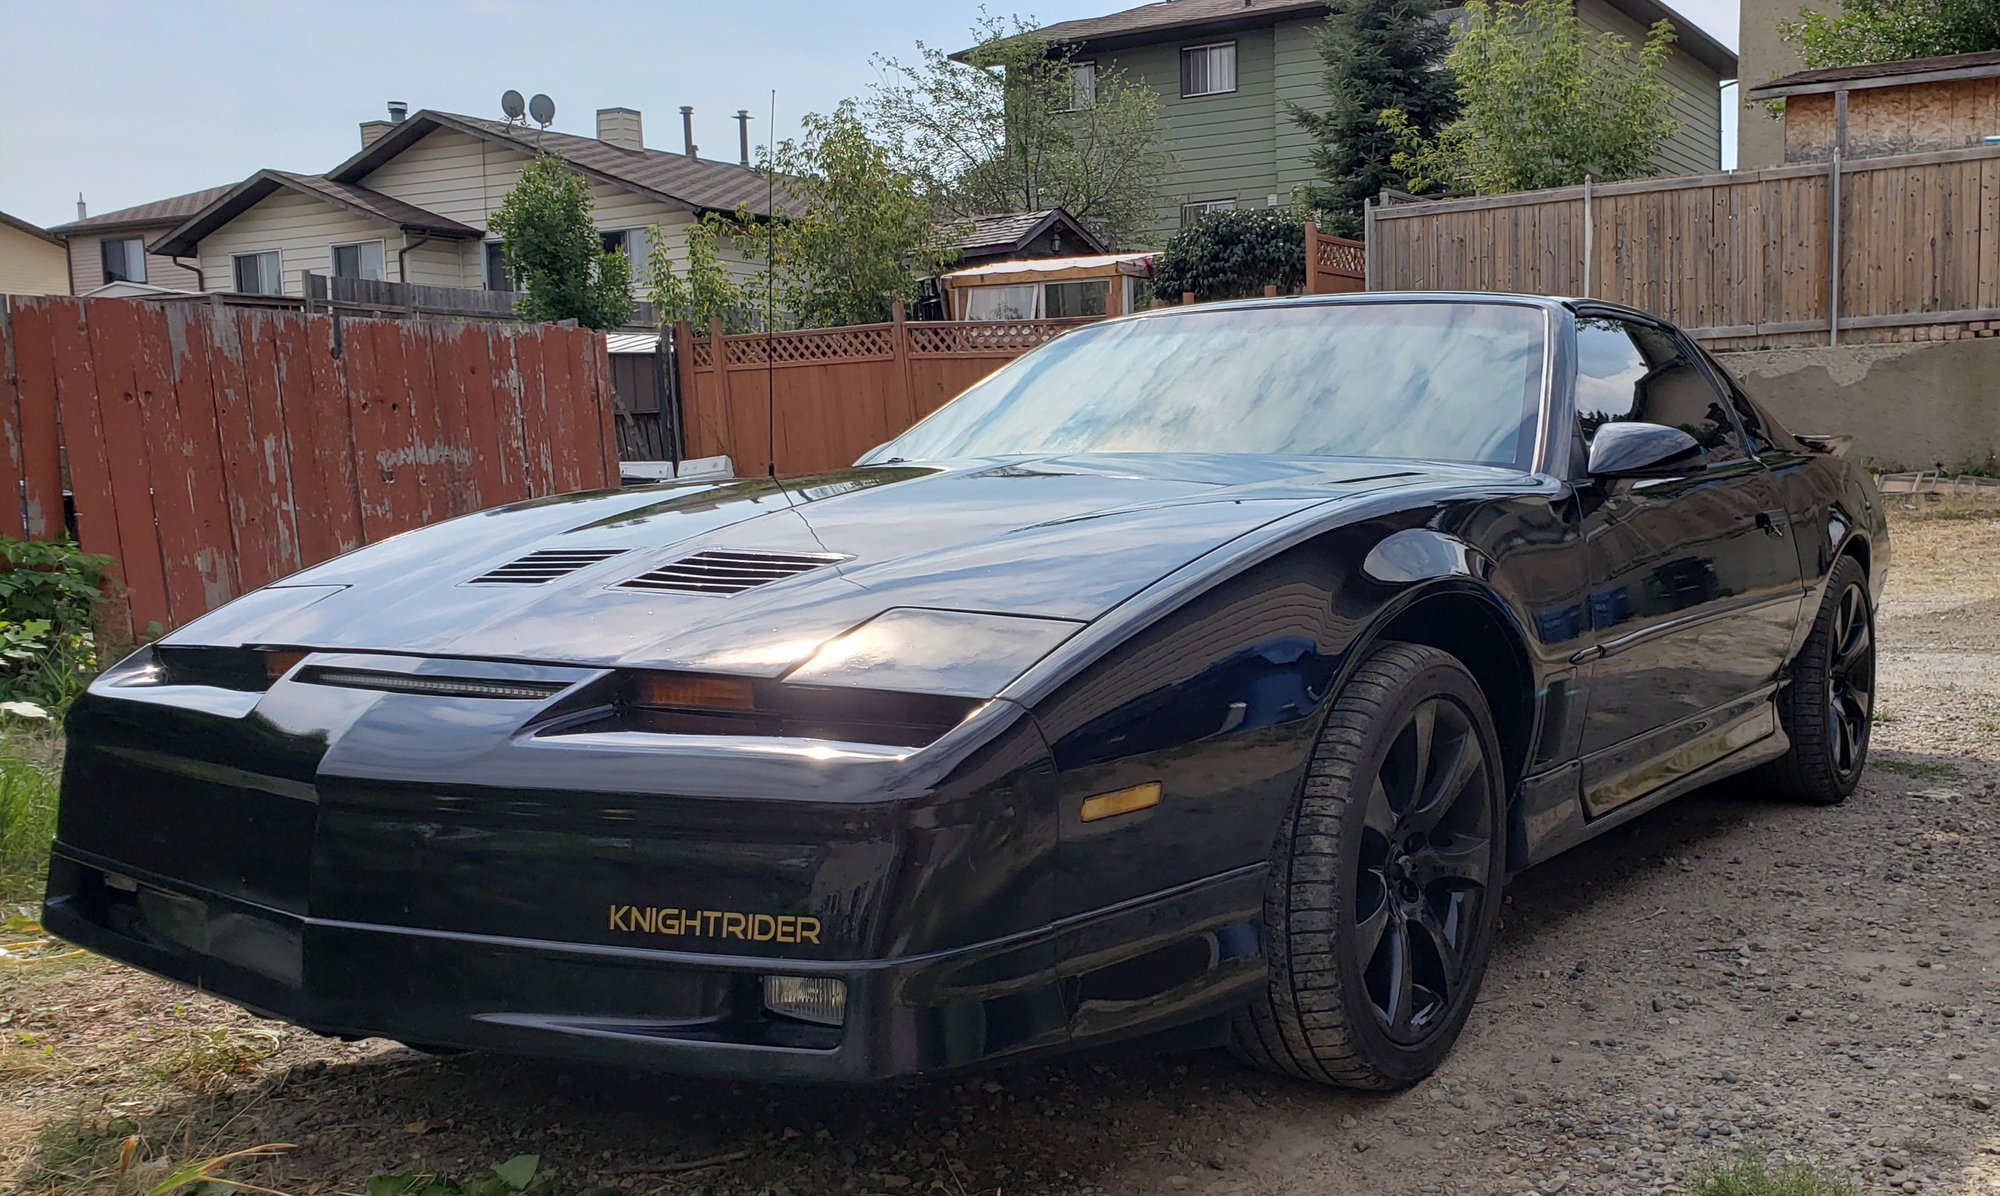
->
<box><xmin>387</xmin><ymin>100</ymin><xmax>409</xmax><ymax>122</ymax></box>
<box><xmin>681</xmin><ymin>105</ymin><xmax>696</xmax><ymax>159</ymax></box>
<box><xmin>76</xmin><ymin>193</ymin><xmax>87</xmax><ymax>221</ymax></box>
<box><xmin>735</xmin><ymin>110</ymin><xmax>751</xmax><ymax>166</ymax></box>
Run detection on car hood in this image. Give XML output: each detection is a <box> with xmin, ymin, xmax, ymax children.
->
<box><xmin>166</xmin><ymin>455</ymin><xmax>1486</xmax><ymax>677</ymax></box>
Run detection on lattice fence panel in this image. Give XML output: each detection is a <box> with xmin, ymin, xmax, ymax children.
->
<box><xmin>724</xmin><ymin>325</ymin><xmax>897</xmax><ymax>367</ymax></box>
<box><xmin>908</xmin><ymin>319</ymin><xmax>1088</xmax><ymax>355</ymax></box>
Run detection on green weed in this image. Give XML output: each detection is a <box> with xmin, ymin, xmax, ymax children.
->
<box><xmin>1693</xmin><ymin>1154</ymin><xmax>1856</xmax><ymax>1196</ymax></box>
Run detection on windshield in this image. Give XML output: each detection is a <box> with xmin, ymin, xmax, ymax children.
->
<box><xmin>871</xmin><ymin>300</ymin><xmax>1548</xmax><ymax>470</ymax></box>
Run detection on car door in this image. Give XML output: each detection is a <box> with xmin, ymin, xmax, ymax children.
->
<box><xmin>1569</xmin><ymin>314</ymin><xmax>1806</xmax><ymax>813</ymax></box>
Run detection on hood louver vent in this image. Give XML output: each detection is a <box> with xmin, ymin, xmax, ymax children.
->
<box><xmin>470</xmin><ymin>548</ymin><xmax>631</xmax><ymax>585</ymax></box>
<box><xmin>616</xmin><ymin>549</ymin><xmax>848</xmax><ymax>596</ymax></box>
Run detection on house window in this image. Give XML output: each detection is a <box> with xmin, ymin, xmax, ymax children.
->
<box><xmin>599</xmin><ymin>226</ymin><xmax>650</xmax><ymax>268</ymax></box>
<box><xmin>231</xmin><ymin>250</ymin><xmax>282</xmax><ymax>296</ymax></box>
<box><xmin>1180</xmin><ymin>42</ymin><xmax>1237</xmax><ymax>97</ymax></box>
<box><xmin>101</xmin><ymin>237</ymin><xmax>146</xmax><ymax>284</ymax></box>
<box><xmin>330</xmin><ymin>240</ymin><xmax>386</xmax><ymax>282</ymax></box>
<box><xmin>1044</xmin><ymin>279</ymin><xmax>1109</xmax><ymax>318</ymax></box>
<box><xmin>483</xmin><ymin>241</ymin><xmax>517</xmax><ymax>291</ymax></box>
<box><xmin>963</xmin><ymin>284</ymin><xmax>1038</xmax><ymax>321</ymax></box>
<box><xmin>1066</xmin><ymin>62</ymin><xmax>1097</xmax><ymax>111</ymax></box>
<box><xmin>1180</xmin><ymin>198</ymin><xmax>1237</xmax><ymax>226</ymax></box>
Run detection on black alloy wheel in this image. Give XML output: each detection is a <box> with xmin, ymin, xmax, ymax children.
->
<box><xmin>1763</xmin><ymin>554</ymin><xmax>1875</xmax><ymax>804</ymax></box>
<box><xmin>1357</xmin><ymin>697</ymin><xmax>1495</xmax><ymax>1044</ymax></box>
<box><xmin>1230</xmin><ymin>641</ymin><xmax>1506</xmax><ymax>1090</ymax></box>
<box><xmin>1824</xmin><ymin>580</ymin><xmax>1875</xmax><ymax>780</ymax></box>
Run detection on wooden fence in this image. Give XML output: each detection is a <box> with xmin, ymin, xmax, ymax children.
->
<box><xmin>0</xmin><ymin>296</ymin><xmax>618</xmax><ymax>636</ymax></box>
<box><xmin>1365</xmin><ymin>144</ymin><xmax>2000</xmax><ymax>348</ymax></box>
<box><xmin>1305</xmin><ymin>224</ymin><xmax>1368</xmax><ymax>295</ymax></box>
<box><xmin>675</xmin><ymin>305</ymin><xmax>1097</xmax><ymax>476</ymax></box>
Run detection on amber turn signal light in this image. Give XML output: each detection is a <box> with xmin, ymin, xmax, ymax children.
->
<box><xmin>629</xmin><ymin>673</ymin><xmax>757</xmax><ymax>712</ymax></box>
<box><xmin>1079</xmin><ymin>781</ymin><xmax>1162</xmax><ymax>823</ymax></box>
<box><xmin>263</xmin><ymin>650</ymin><xmax>307</xmax><ymax>682</ymax></box>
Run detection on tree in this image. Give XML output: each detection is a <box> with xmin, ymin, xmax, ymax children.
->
<box><xmin>760</xmin><ymin>102</ymin><xmax>956</xmax><ymax>329</ymax></box>
<box><xmin>1152</xmin><ymin>208</ymin><xmax>1309</xmax><ymax>303</ymax></box>
<box><xmin>1293</xmin><ymin>0</ymin><xmax>1461</xmax><ymax>238</ymax></box>
<box><xmin>1782</xmin><ymin>0</ymin><xmax>2000</xmax><ymax>68</ymax></box>
<box><xmin>868</xmin><ymin>12</ymin><xmax>1176</xmax><ymax>248</ymax></box>
<box><xmin>1385</xmin><ymin>0</ymin><xmax>1680</xmax><ymax>196</ymax></box>
<box><xmin>646</xmin><ymin>213</ymin><xmax>759</xmax><ymax>332</ymax></box>
<box><xmin>488</xmin><ymin>153</ymin><xmax>633</xmax><ymax>330</ymax></box>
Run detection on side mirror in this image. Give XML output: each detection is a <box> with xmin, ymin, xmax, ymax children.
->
<box><xmin>1586</xmin><ymin>422</ymin><xmax>1706</xmax><ymax>478</ymax></box>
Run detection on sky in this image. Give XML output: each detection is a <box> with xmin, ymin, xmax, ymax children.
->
<box><xmin>0</xmin><ymin>0</ymin><xmax>1740</xmax><ymax>230</ymax></box>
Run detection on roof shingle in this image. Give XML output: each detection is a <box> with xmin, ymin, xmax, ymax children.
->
<box><xmin>331</xmin><ymin>111</ymin><xmax>804</xmax><ymax>218</ymax></box>
<box><xmin>49</xmin><ymin>185</ymin><xmax>235</xmax><ymax>235</ymax></box>
<box><xmin>979</xmin><ymin>0</ymin><xmax>1736</xmax><ymax>77</ymax></box>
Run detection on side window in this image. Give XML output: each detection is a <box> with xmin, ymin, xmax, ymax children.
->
<box><xmin>1574</xmin><ymin>317</ymin><xmax>1742</xmax><ymax>462</ymax></box>
<box><xmin>1696</xmin><ymin>346</ymin><xmax>1781</xmax><ymax>454</ymax></box>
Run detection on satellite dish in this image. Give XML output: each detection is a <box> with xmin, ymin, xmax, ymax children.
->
<box><xmin>528</xmin><ymin>93</ymin><xmax>555</xmax><ymax>127</ymax></box>
<box><xmin>501</xmin><ymin>90</ymin><xmax>525</xmax><ymax>121</ymax></box>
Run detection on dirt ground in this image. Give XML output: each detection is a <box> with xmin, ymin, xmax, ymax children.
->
<box><xmin>4</xmin><ymin>503</ymin><xmax>1997</xmax><ymax>1196</ymax></box>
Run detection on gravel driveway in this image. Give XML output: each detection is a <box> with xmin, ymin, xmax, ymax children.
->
<box><xmin>5</xmin><ymin>507</ymin><xmax>1997</xmax><ymax>1196</ymax></box>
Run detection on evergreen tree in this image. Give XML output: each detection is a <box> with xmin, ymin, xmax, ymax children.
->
<box><xmin>1292</xmin><ymin>0</ymin><xmax>1460</xmax><ymax>238</ymax></box>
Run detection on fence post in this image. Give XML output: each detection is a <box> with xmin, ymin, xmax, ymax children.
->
<box><xmin>890</xmin><ymin>299</ymin><xmax>916</xmax><ymax>432</ymax></box>
<box><xmin>669</xmin><ymin>320</ymin><xmax>695</xmax><ymax>464</ymax></box>
<box><xmin>1582</xmin><ymin>174</ymin><xmax>1594</xmax><ymax>299</ymax></box>
<box><xmin>1829</xmin><ymin>89</ymin><xmax>1847</xmax><ymax>346</ymax></box>
<box><xmin>1306</xmin><ymin>221</ymin><xmax>1321</xmax><ymax>295</ymax></box>
<box><xmin>1362</xmin><ymin>198</ymin><xmax>1375</xmax><ymax>290</ymax></box>
<box><xmin>708</xmin><ymin>317</ymin><xmax>736</xmax><ymax>468</ymax></box>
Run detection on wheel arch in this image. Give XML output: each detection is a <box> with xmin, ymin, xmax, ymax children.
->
<box><xmin>1340</xmin><ymin>580</ymin><xmax>1538</xmax><ymax>799</ymax></box>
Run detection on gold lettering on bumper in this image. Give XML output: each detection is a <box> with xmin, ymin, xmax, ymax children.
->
<box><xmin>606</xmin><ymin>905</ymin><xmax>822</xmax><ymax>947</ymax></box>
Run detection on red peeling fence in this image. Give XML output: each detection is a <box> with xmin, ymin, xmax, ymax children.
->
<box><xmin>0</xmin><ymin>296</ymin><xmax>618</xmax><ymax>637</ymax></box>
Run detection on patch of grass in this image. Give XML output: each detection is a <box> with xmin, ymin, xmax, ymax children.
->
<box><xmin>1873</xmin><ymin>759</ymin><xmax>1963</xmax><ymax>781</ymax></box>
<box><xmin>153</xmin><ymin>1022</ymin><xmax>283</xmax><ymax>1092</ymax></box>
<box><xmin>0</xmin><ymin>725</ymin><xmax>60</xmax><ymax>902</ymax></box>
<box><xmin>1693</xmin><ymin>1154</ymin><xmax>1856</xmax><ymax>1196</ymax></box>
<box><xmin>18</xmin><ymin>1107</ymin><xmax>143</xmax><ymax>1190</ymax></box>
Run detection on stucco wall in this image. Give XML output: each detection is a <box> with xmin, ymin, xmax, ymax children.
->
<box><xmin>1719</xmin><ymin>337</ymin><xmax>2000</xmax><ymax>470</ymax></box>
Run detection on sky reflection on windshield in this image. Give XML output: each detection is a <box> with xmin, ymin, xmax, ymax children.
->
<box><xmin>880</xmin><ymin>301</ymin><xmax>1547</xmax><ymax>469</ymax></box>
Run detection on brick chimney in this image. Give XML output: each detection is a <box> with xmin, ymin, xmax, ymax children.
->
<box><xmin>597</xmin><ymin>107</ymin><xmax>644</xmax><ymax>151</ymax></box>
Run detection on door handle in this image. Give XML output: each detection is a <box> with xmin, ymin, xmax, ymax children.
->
<box><xmin>1755</xmin><ymin>510</ymin><xmax>1787</xmax><ymax>538</ymax></box>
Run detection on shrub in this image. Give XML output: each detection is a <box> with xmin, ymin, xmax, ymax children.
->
<box><xmin>1152</xmin><ymin>208</ymin><xmax>1308</xmax><ymax>304</ymax></box>
<box><xmin>0</xmin><ymin>536</ymin><xmax>111</xmax><ymax>717</ymax></box>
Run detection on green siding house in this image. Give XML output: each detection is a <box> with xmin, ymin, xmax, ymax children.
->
<box><xmin>1015</xmin><ymin>0</ymin><xmax>1739</xmax><ymax>244</ymax></box>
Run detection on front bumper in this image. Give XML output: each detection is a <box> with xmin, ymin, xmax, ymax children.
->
<box><xmin>44</xmin><ymin>845</ymin><xmax>1081</xmax><ymax>1082</ymax></box>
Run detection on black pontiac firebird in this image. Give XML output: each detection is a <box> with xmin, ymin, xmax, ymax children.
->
<box><xmin>46</xmin><ymin>294</ymin><xmax>1885</xmax><ymax>1090</ymax></box>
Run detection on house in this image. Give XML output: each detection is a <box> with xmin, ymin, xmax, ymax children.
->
<box><xmin>0</xmin><ymin>211</ymin><xmax>70</xmax><ymax>296</ymax></box>
<box><xmin>1734</xmin><ymin>0</ymin><xmax>1830</xmax><ymax>169</ymax></box>
<box><xmin>148</xmin><ymin>104</ymin><xmax>790</xmax><ymax>301</ymax></box>
<box><xmin>944</xmin><ymin>208</ymin><xmax>1108</xmax><ymax>267</ymax></box>
<box><xmin>1745</xmin><ymin>49</ymin><xmax>2000</xmax><ymax>163</ymax></box>
<box><xmin>46</xmin><ymin>185</ymin><xmax>231</xmax><ymax>295</ymax></box>
<box><xmin>998</xmin><ymin>0</ymin><xmax>1738</xmax><ymax>240</ymax></box>
<box><xmin>941</xmin><ymin>251</ymin><xmax>1158</xmax><ymax>319</ymax></box>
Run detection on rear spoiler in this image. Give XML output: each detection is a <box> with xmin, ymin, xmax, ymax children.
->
<box><xmin>1795</xmin><ymin>433</ymin><xmax>1852</xmax><ymax>458</ymax></box>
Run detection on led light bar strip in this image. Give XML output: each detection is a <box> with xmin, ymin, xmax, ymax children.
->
<box><xmin>303</xmin><ymin>668</ymin><xmax>567</xmax><ymax>701</ymax></box>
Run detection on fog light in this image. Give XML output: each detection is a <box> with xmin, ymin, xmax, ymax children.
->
<box><xmin>762</xmin><ymin>975</ymin><xmax>846</xmax><ymax>1026</ymax></box>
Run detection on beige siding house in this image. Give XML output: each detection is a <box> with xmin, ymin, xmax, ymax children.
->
<box><xmin>47</xmin><ymin>185</ymin><xmax>231</xmax><ymax>294</ymax></box>
<box><xmin>1014</xmin><ymin>0</ymin><xmax>1739</xmax><ymax>242</ymax></box>
<box><xmin>0</xmin><ymin>212</ymin><xmax>71</xmax><ymax>296</ymax></box>
<box><xmin>152</xmin><ymin>107</ymin><xmax>785</xmax><ymax>302</ymax></box>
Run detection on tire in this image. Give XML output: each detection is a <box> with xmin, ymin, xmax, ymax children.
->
<box><xmin>1229</xmin><ymin>641</ymin><xmax>1507</xmax><ymax>1090</ymax></box>
<box><xmin>1761</xmin><ymin>555</ymin><xmax>1875</xmax><ymax>804</ymax></box>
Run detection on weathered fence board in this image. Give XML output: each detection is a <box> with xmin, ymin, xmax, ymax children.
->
<box><xmin>0</xmin><ymin>296</ymin><xmax>616</xmax><ymax>635</ymax></box>
<box><xmin>678</xmin><ymin>308</ymin><xmax>1092</xmax><ymax>476</ymax></box>
<box><xmin>1367</xmin><ymin>144</ymin><xmax>2000</xmax><ymax>348</ymax></box>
